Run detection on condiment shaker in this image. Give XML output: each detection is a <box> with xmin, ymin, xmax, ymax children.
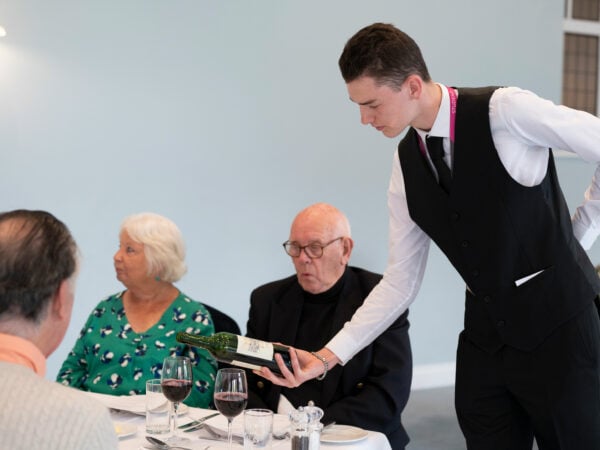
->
<box><xmin>289</xmin><ymin>403</ymin><xmax>324</xmax><ymax>450</ymax></box>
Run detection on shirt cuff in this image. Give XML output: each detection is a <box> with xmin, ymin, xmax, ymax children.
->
<box><xmin>326</xmin><ymin>328</ymin><xmax>361</xmax><ymax>366</ymax></box>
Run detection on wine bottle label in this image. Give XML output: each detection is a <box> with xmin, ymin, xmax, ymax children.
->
<box><xmin>230</xmin><ymin>360</ymin><xmax>262</xmax><ymax>371</ymax></box>
<box><xmin>236</xmin><ymin>336</ymin><xmax>274</xmax><ymax>361</ymax></box>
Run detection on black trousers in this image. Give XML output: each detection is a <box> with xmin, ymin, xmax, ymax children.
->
<box><xmin>455</xmin><ymin>301</ymin><xmax>600</xmax><ymax>450</ymax></box>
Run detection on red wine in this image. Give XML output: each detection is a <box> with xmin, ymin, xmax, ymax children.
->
<box><xmin>161</xmin><ymin>379</ymin><xmax>192</xmax><ymax>402</ymax></box>
<box><xmin>214</xmin><ymin>392</ymin><xmax>248</xmax><ymax>418</ymax></box>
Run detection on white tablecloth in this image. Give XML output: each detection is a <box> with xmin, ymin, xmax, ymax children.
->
<box><xmin>95</xmin><ymin>393</ymin><xmax>391</xmax><ymax>450</ymax></box>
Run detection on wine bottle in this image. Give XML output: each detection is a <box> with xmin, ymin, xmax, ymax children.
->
<box><xmin>176</xmin><ymin>331</ymin><xmax>293</xmax><ymax>375</ymax></box>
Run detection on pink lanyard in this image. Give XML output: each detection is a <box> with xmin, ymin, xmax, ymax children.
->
<box><xmin>417</xmin><ymin>86</ymin><xmax>457</xmax><ymax>155</ymax></box>
<box><xmin>448</xmin><ymin>86</ymin><xmax>456</xmax><ymax>142</ymax></box>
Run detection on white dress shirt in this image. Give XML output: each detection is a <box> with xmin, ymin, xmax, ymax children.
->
<box><xmin>328</xmin><ymin>84</ymin><xmax>600</xmax><ymax>363</ymax></box>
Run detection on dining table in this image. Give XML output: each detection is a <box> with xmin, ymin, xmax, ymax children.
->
<box><xmin>86</xmin><ymin>392</ymin><xmax>392</xmax><ymax>450</ymax></box>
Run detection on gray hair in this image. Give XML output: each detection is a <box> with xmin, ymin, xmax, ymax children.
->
<box><xmin>0</xmin><ymin>210</ymin><xmax>78</xmax><ymax>324</ymax></box>
<box><xmin>120</xmin><ymin>213</ymin><xmax>187</xmax><ymax>283</ymax></box>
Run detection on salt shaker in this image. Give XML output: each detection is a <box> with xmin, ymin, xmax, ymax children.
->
<box><xmin>289</xmin><ymin>403</ymin><xmax>324</xmax><ymax>450</ymax></box>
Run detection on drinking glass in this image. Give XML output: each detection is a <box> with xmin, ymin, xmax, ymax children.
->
<box><xmin>145</xmin><ymin>379</ymin><xmax>170</xmax><ymax>434</ymax></box>
<box><xmin>244</xmin><ymin>408</ymin><xmax>273</xmax><ymax>449</ymax></box>
<box><xmin>214</xmin><ymin>368</ymin><xmax>248</xmax><ymax>449</ymax></box>
<box><xmin>161</xmin><ymin>356</ymin><xmax>193</xmax><ymax>443</ymax></box>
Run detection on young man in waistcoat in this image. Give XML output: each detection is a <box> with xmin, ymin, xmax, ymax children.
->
<box><xmin>258</xmin><ymin>23</ymin><xmax>600</xmax><ymax>450</ymax></box>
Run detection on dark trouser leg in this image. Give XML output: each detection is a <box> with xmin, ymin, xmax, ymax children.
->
<box><xmin>455</xmin><ymin>332</ymin><xmax>534</xmax><ymax>450</ymax></box>
<box><xmin>455</xmin><ymin>302</ymin><xmax>600</xmax><ymax>450</ymax></box>
<box><xmin>524</xmin><ymin>301</ymin><xmax>600</xmax><ymax>450</ymax></box>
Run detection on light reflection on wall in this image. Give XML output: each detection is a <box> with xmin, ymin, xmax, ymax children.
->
<box><xmin>0</xmin><ymin>38</ymin><xmax>17</xmax><ymax>86</ymax></box>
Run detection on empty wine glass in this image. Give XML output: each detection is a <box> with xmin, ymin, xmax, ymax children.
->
<box><xmin>214</xmin><ymin>368</ymin><xmax>248</xmax><ymax>449</ymax></box>
<box><xmin>161</xmin><ymin>356</ymin><xmax>193</xmax><ymax>443</ymax></box>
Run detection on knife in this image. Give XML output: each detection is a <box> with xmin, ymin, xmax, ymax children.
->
<box><xmin>178</xmin><ymin>412</ymin><xmax>220</xmax><ymax>430</ymax></box>
<box><xmin>193</xmin><ymin>422</ymin><xmax>244</xmax><ymax>445</ymax></box>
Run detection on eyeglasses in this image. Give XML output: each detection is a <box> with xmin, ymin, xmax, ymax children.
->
<box><xmin>282</xmin><ymin>237</ymin><xmax>344</xmax><ymax>259</ymax></box>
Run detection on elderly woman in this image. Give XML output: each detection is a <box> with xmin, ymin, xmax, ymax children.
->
<box><xmin>56</xmin><ymin>213</ymin><xmax>216</xmax><ymax>408</ymax></box>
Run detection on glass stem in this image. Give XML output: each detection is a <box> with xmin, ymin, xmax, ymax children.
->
<box><xmin>172</xmin><ymin>401</ymin><xmax>179</xmax><ymax>437</ymax></box>
<box><xmin>228</xmin><ymin>418</ymin><xmax>233</xmax><ymax>449</ymax></box>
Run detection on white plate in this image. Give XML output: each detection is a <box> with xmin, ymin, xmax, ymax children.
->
<box><xmin>320</xmin><ymin>424</ymin><xmax>369</xmax><ymax>444</ymax></box>
<box><xmin>87</xmin><ymin>392</ymin><xmax>188</xmax><ymax>415</ymax></box>
<box><xmin>113</xmin><ymin>421</ymin><xmax>138</xmax><ymax>439</ymax></box>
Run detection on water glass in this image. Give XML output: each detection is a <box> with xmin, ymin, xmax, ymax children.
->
<box><xmin>145</xmin><ymin>379</ymin><xmax>170</xmax><ymax>434</ymax></box>
<box><xmin>244</xmin><ymin>409</ymin><xmax>273</xmax><ymax>449</ymax></box>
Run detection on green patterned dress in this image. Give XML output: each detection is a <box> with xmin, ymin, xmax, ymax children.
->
<box><xmin>56</xmin><ymin>291</ymin><xmax>217</xmax><ymax>408</ymax></box>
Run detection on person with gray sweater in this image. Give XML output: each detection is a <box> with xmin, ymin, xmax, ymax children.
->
<box><xmin>0</xmin><ymin>209</ymin><xmax>117</xmax><ymax>450</ymax></box>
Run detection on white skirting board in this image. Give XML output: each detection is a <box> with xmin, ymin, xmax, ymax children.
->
<box><xmin>411</xmin><ymin>361</ymin><xmax>456</xmax><ymax>390</ymax></box>
<box><xmin>552</xmin><ymin>149</ymin><xmax>577</xmax><ymax>158</ymax></box>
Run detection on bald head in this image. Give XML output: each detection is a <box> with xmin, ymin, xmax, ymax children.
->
<box><xmin>291</xmin><ymin>203</ymin><xmax>351</xmax><ymax>239</ymax></box>
<box><xmin>287</xmin><ymin>203</ymin><xmax>354</xmax><ymax>294</ymax></box>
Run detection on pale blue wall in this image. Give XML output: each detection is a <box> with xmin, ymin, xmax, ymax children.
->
<box><xmin>2</xmin><ymin>0</ymin><xmax>587</xmax><ymax>384</ymax></box>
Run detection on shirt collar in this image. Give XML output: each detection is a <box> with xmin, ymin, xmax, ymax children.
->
<box><xmin>0</xmin><ymin>333</ymin><xmax>46</xmax><ymax>376</ymax></box>
<box><xmin>415</xmin><ymin>83</ymin><xmax>451</xmax><ymax>141</ymax></box>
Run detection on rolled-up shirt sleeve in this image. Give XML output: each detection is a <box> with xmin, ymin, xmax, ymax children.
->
<box><xmin>492</xmin><ymin>87</ymin><xmax>600</xmax><ymax>251</ymax></box>
<box><xmin>572</xmin><ymin>166</ymin><xmax>600</xmax><ymax>250</ymax></box>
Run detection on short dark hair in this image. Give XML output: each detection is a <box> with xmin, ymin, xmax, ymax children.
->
<box><xmin>0</xmin><ymin>210</ymin><xmax>77</xmax><ymax>322</ymax></box>
<box><xmin>338</xmin><ymin>23</ymin><xmax>431</xmax><ymax>90</ymax></box>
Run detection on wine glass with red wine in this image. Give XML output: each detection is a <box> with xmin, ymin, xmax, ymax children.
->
<box><xmin>214</xmin><ymin>368</ymin><xmax>248</xmax><ymax>449</ymax></box>
<box><xmin>161</xmin><ymin>356</ymin><xmax>193</xmax><ymax>443</ymax></box>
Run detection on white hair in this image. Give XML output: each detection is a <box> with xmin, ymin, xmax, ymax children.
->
<box><xmin>120</xmin><ymin>213</ymin><xmax>187</xmax><ymax>283</ymax></box>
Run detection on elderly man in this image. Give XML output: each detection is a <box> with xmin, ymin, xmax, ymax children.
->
<box><xmin>246</xmin><ymin>203</ymin><xmax>412</xmax><ymax>449</ymax></box>
<box><xmin>0</xmin><ymin>210</ymin><xmax>117</xmax><ymax>449</ymax></box>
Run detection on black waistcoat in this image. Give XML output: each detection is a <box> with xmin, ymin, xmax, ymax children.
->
<box><xmin>399</xmin><ymin>86</ymin><xmax>600</xmax><ymax>353</ymax></box>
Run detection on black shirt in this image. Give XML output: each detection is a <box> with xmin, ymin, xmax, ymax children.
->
<box><xmin>283</xmin><ymin>269</ymin><xmax>347</xmax><ymax>408</ymax></box>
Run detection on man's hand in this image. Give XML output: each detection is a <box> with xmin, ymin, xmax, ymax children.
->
<box><xmin>254</xmin><ymin>347</ymin><xmax>340</xmax><ymax>387</ymax></box>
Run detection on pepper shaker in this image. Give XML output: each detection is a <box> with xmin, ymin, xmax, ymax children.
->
<box><xmin>289</xmin><ymin>403</ymin><xmax>324</xmax><ymax>450</ymax></box>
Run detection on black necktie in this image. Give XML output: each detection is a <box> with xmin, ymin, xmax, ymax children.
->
<box><xmin>426</xmin><ymin>136</ymin><xmax>452</xmax><ymax>192</ymax></box>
